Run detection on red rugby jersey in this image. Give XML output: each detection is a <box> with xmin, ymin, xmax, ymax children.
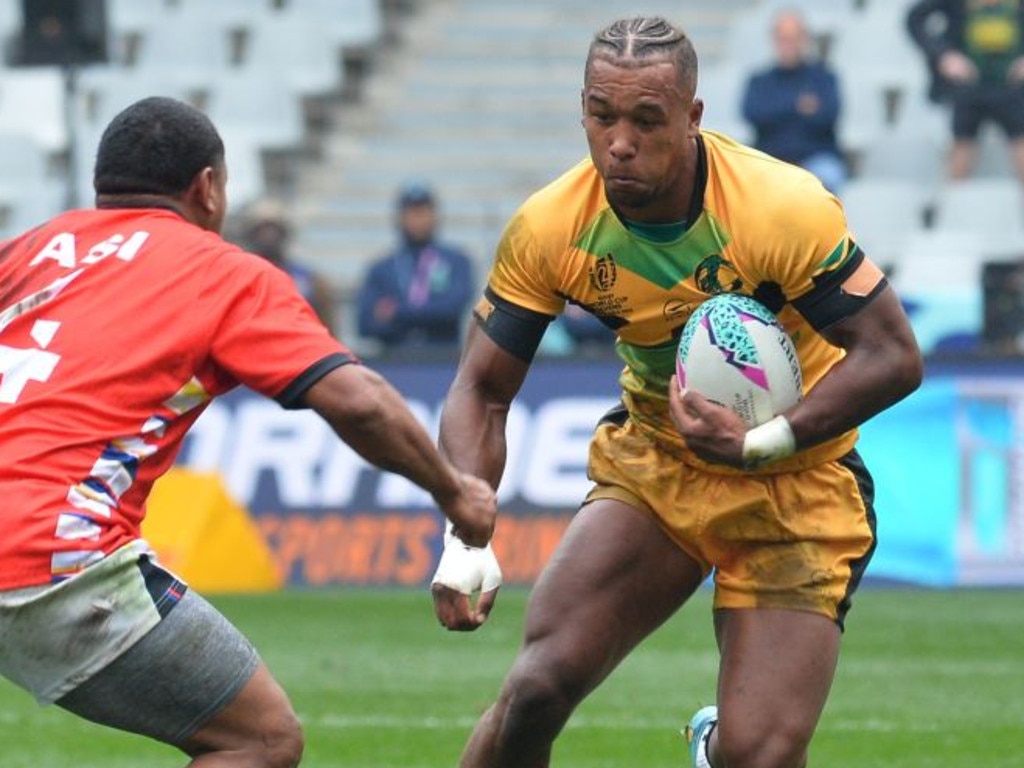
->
<box><xmin>0</xmin><ymin>207</ymin><xmax>352</xmax><ymax>589</ymax></box>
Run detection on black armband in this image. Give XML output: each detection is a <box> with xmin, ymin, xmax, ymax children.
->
<box><xmin>474</xmin><ymin>287</ymin><xmax>554</xmax><ymax>363</ymax></box>
<box><xmin>792</xmin><ymin>244</ymin><xmax>888</xmax><ymax>332</ymax></box>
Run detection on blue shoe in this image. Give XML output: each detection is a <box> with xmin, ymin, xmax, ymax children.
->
<box><xmin>683</xmin><ymin>705</ymin><xmax>718</xmax><ymax>768</ymax></box>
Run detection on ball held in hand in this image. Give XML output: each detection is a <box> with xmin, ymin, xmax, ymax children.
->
<box><xmin>676</xmin><ymin>293</ymin><xmax>802</xmax><ymax>427</ymax></box>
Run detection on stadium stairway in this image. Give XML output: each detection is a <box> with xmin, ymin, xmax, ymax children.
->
<box><xmin>287</xmin><ymin>0</ymin><xmax>757</xmax><ymax>341</ymax></box>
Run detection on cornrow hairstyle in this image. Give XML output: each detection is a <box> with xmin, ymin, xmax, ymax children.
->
<box><xmin>94</xmin><ymin>96</ymin><xmax>225</xmax><ymax>197</ymax></box>
<box><xmin>586</xmin><ymin>16</ymin><xmax>699</xmax><ymax>96</ymax></box>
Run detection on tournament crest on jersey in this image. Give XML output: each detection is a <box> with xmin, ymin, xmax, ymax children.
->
<box><xmin>694</xmin><ymin>254</ymin><xmax>743</xmax><ymax>295</ymax></box>
<box><xmin>588</xmin><ymin>253</ymin><xmax>617</xmax><ymax>292</ymax></box>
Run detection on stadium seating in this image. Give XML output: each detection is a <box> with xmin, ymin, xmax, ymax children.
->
<box><xmin>287</xmin><ymin>0</ymin><xmax>383</xmax><ymax>49</ymax></box>
<box><xmin>829</xmin><ymin>1</ymin><xmax>927</xmax><ymax>98</ymax></box>
<box><xmin>857</xmin><ymin>131</ymin><xmax>946</xmax><ymax>186</ymax></box>
<box><xmin>0</xmin><ymin>0</ymin><xmax>1016</xmax><ymax>357</ymax></box>
<box><xmin>131</xmin><ymin>12</ymin><xmax>237</xmax><ymax>89</ymax></box>
<box><xmin>0</xmin><ymin>0</ymin><xmax>385</xmax><ymax>229</ymax></box>
<box><xmin>931</xmin><ymin>179</ymin><xmax>1024</xmax><ymax>252</ymax></box>
<box><xmin>889</xmin><ymin>228</ymin><xmax>988</xmax><ymax>352</ymax></box>
<box><xmin>242</xmin><ymin>11</ymin><xmax>346</xmax><ymax>98</ymax></box>
<box><xmin>0</xmin><ymin>67</ymin><xmax>67</xmax><ymax>152</ymax></box>
<box><xmin>106</xmin><ymin>0</ymin><xmax>171</xmax><ymax>34</ymax></box>
<box><xmin>697</xmin><ymin>63</ymin><xmax>752</xmax><ymax>143</ymax></box>
<box><xmin>841</xmin><ymin>178</ymin><xmax>932</xmax><ymax>272</ymax></box>
<box><xmin>0</xmin><ymin>133</ymin><xmax>65</xmax><ymax>239</ymax></box>
<box><xmin>205</xmin><ymin>70</ymin><xmax>306</xmax><ymax>154</ymax></box>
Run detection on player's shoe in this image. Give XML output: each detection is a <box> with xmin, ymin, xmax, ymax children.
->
<box><xmin>683</xmin><ymin>705</ymin><xmax>718</xmax><ymax>768</ymax></box>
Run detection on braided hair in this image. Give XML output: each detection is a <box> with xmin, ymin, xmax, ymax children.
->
<box><xmin>585</xmin><ymin>17</ymin><xmax>698</xmax><ymax>96</ymax></box>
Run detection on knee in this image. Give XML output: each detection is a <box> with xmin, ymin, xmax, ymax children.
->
<box><xmin>716</xmin><ymin>721</ymin><xmax>808</xmax><ymax>768</ymax></box>
<box><xmin>496</xmin><ymin>657</ymin><xmax>585</xmax><ymax>734</ymax></box>
<box><xmin>222</xmin><ymin>705</ymin><xmax>303</xmax><ymax>768</ymax></box>
<box><xmin>261</xmin><ymin>708</ymin><xmax>305</xmax><ymax>768</ymax></box>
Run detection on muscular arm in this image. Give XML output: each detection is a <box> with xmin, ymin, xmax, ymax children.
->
<box><xmin>301</xmin><ymin>363</ymin><xmax>495</xmax><ymax>545</ymax></box>
<box><xmin>432</xmin><ymin>322</ymin><xmax>533</xmax><ymax>631</ymax></box>
<box><xmin>786</xmin><ymin>285</ymin><xmax>923</xmax><ymax>448</ymax></box>
<box><xmin>438</xmin><ymin>322</ymin><xmax>532</xmax><ymax>487</ymax></box>
<box><xmin>672</xmin><ymin>285</ymin><xmax>923</xmax><ymax>467</ymax></box>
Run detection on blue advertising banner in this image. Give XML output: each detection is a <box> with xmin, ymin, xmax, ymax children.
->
<box><xmin>175</xmin><ymin>358</ymin><xmax>1024</xmax><ymax>587</ymax></box>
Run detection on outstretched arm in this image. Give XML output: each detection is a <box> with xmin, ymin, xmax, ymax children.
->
<box><xmin>433</xmin><ymin>321</ymin><xmax>534</xmax><ymax>629</ymax></box>
<box><xmin>301</xmin><ymin>363</ymin><xmax>497</xmax><ymax>546</ymax></box>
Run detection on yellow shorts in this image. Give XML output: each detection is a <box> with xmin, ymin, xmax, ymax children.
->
<box><xmin>584</xmin><ymin>418</ymin><xmax>876</xmax><ymax>626</ymax></box>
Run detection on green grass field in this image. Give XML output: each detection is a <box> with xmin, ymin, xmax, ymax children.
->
<box><xmin>1</xmin><ymin>587</ymin><xmax>1022</xmax><ymax>767</ymax></box>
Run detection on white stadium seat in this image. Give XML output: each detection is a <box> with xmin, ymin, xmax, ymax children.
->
<box><xmin>0</xmin><ymin>68</ymin><xmax>68</xmax><ymax>152</ymax></box>
<box><xmin>840</xmin><ymin>178</ymin><xmax>932</xmax><ymax>270</ymax></box>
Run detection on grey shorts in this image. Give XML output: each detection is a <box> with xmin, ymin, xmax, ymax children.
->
<box><xmin>55</xmin><ymin>587</ymin><xmax>260</xmax><ymax>745</ymax></box>
<box><xmin>0</xmin><ymin>541</ymin><xmax>259</xmax><ymax>745</ymax></box>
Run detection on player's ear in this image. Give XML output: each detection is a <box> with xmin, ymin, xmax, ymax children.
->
<box><xmin>687</xmin><ymin>97</ymin><xmax>704</xmax><ymax>136</ymax></box>
<box><xmin>182</xmin><ymin>165</ymin><xmax>226</xmax><ymax>232</ymax></box>
<box><xmin>191</xmin><ymin>166</ymin><xmax>219</xmax><ymax>215</ymax></box>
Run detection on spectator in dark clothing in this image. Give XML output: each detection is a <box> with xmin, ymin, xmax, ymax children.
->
<box><xmin>357</xmin><ymin>183</ymin><xmax>474</xmax><ymax>352</ymax></box>
<box><xmin>907</xmin><ymin>0</ymin><xmax>1024</xmax><ymax>183</ymax></box>
<box><xmin>741</xmin><ymin>9</ymin><xmax>847</xmax><ymax>194</ymax></box>
<box><xmin>241</xmin><ymin>199</ymin><xmax>338</xmax><ymax>333</ymax></box>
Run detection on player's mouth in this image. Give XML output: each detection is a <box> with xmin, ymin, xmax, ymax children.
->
<box><xmin>606</xmin><ymin>175</ymin><xmax>644</xmax><ymax>191</ymax></box>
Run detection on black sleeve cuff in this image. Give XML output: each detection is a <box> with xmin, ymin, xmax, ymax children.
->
<box><xmin>476</xmin><ymin>286</ymin><xmax>555</xmax><ymax>363</ymax></box>
<box><xmin>275</xmin><ymin>352</ymin><xmax>357</xmax><ymax>409</ymax></box>
<box><xmin>792</xmin><ymin>244</ymin><xmax>887</xmax><ymax>332</ymax></box>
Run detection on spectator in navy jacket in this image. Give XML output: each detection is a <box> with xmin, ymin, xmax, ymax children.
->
<box><xmin>357</xmin><ymin>183</ymin><xmax>474</xmax><ymax>353</ymax></box>
<box><xmin>741</xmin><ymin>9</ymin><xmax>847</xmax><ymax>194</ymax></box>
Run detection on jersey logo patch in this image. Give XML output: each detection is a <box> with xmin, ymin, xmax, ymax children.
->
<box><xmin>694</xmin><ymin>254</ymin><xmax>743</xmax><ymax>294</ymax></box>
<box><xmin>588</xmin><ymin>253</ymin><xmax>618</xmax><ymax>292</ymax></box>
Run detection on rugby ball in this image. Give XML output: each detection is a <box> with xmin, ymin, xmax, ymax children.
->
<box><xmin>676</xmin><ymin>294</ymin><xmax>802</xmax><ymax>427</ymax></box>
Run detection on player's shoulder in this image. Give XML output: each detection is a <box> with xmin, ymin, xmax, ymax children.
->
<box><xmin>183</xmin><ymin>226</ymin><xmax>286</xmax><ymax>290</ymax></box>
<box><xmin>512</xmin><ymin>157</ymin><xmax>605</xmax><ymax>246</ymax></box>
<box><xmin>702</xmin><ymin>131</ymin><xmax>843</xmax><ymax>230</ymax></box>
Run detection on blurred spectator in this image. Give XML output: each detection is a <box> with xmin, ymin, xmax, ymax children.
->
<box><xmin>356</xmin><ymin>183</ymin><xmax>474</xmax><ymax>352</ymax></box>
<box><xmin>240</xmin><ymin>199</ymin><xmax>337</xmax><ymax>332</ymax></box>
<box><xmin>907</xmin><ymin>0</ymin><xmax>1024</xmax><ymax>182</ymax></box>
<box><xmin>741</xmin><ymin>9</ymin><xmax>847</xmax><ymax>194</ymax></box>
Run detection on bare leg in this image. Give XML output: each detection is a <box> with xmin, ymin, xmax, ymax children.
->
<box><xmin>180</xmin><ymin>663</ymin><xmax>304</xmax><ymax>768</ymax></box>
<box><xmin>948</xmin><ymin>139</ymin><xmax>976</xmax><ymax>180</ymax></box>
<box><xmin>459</xmin><ymin>499</ymin><xmax>706</xmax><ymax>768</ymax></box>
<box><xmin>705</xmin><ymin>609</ymin><xmax>841</xmax><ymax>768</ymax></box>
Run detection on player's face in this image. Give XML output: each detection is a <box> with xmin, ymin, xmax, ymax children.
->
<box><xmin>582</xmin><ymin>56</ymin><xmax>702</xmax><ymax>222</ymax></box>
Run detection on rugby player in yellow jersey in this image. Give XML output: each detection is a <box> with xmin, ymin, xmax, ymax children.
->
<box><xmin>430</xmin><ymin>16</ymin><xmax>923</xmax><ymax>768</ymax></box>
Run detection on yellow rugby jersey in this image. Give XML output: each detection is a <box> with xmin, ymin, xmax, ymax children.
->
<box><xmin>478</xmin><ymin>131</ymin><xmax>886</xmax><ymax>474</ymax></box>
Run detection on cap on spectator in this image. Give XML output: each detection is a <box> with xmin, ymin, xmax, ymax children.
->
<box><xmin>397</xmin><ymin>181</ymin><xmax>435</xmax><ymax>209</ymax></box>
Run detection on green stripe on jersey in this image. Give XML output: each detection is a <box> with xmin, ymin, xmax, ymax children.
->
<box><xmin>575</xmin><ymin>210</ymin><xmax>731</xmax><ymax>290</ymax></box>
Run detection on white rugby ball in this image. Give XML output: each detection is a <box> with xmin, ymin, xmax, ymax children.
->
<box><xmin>676</xmin><ymin>294</ymin><xmax>802</xmax><ymax>427</ymax></box>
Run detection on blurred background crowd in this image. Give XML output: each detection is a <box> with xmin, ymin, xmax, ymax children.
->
<box><xmin>0</xmin><ymin>0</ymin><xmax>1022</xmax><ymax>360</ymax></box>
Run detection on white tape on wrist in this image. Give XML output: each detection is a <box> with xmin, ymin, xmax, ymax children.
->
<box><xmin>742</xmin><ymin>415</ymin><xmax>796</xmax><ymax>468</ymax></box>
<box><xmin>431</xmin><ymin>521</ymin><xmax>503</xmax><ymax>595</ymax></box>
